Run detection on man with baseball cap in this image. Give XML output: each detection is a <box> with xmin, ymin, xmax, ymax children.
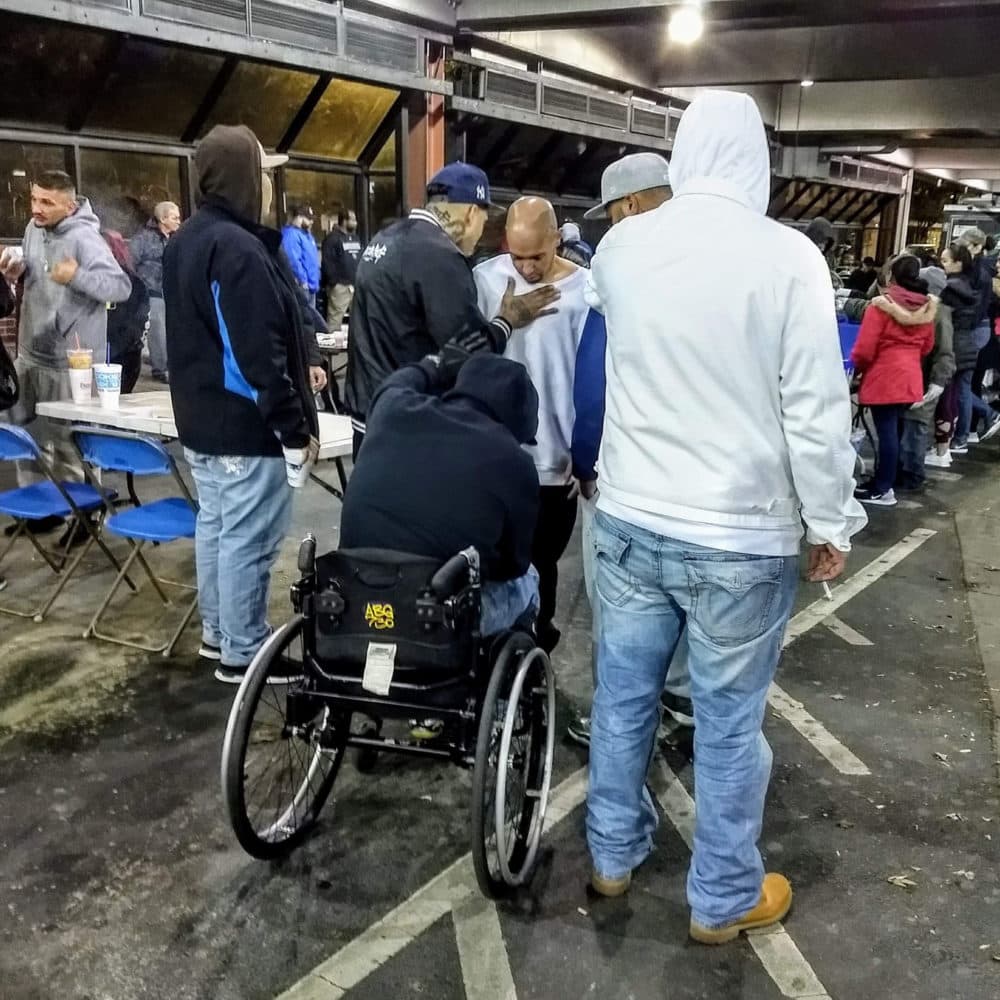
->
<box><xmin>583</xmin><ymin>151</ymin><xmax>672</xmax><ymax>225</ymax></box>
<box><xmin>345</xmin><ymin>162</ymin><xmax>560</xmax><ymax>458</ymax></box>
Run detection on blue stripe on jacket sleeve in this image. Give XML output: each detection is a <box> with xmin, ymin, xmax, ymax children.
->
<box><xmin>571</xmin><ymin>308</ymin><xmax>607</xmax><ymax>482</ymax></box>
<box><xmin>211</xmin><ymin>279</ymin><xmax>259</xmax><ymax>403</ymax></box>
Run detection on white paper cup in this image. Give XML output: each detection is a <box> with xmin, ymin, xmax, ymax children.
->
<box><xmin>283</xmin><ymin>446</ymin><xmax>312</xmax><ymax>488</ymax></box>
<box><xmin>68</xmin><ymin>366</ymin><xmax>92</xmax><ymax>404</ymax></box>
<box><xmin>93</xmin><ymin>363</ymin><xmax>122</xmax><ymax>410</ymax></box>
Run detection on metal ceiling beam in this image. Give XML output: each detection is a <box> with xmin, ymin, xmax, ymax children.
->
<box><xmin>358</xmin><ymin>93</ymin><xmax>406</xmax><ymax>168</ymax></box>
<box><xmin>829</xmin><ymin>188</ymin><xmax>871</xmax><ymax>224</ymax></box>
<box><xmin>181</xmin><ymin>56</ymin><xmax>240</xmax><ymax>145</ymax></box>
<box><xmin>860</xmin><ymin>195</ymin><xmax>894</xmax><ymax>226</ymax></box>
<box><xmin>790</xmin><ymin>185</ymin><xmax>830</xmax><ymax>222</ymax></box>
<box><xmin>66</xmin><ymin>33</ymin><xmax>124</xmax><ymax>133</ymax></box>
<box><xmin>276</xmin><ymin>73</ymin><xmax>333</xmax><ymax>154</ymax></box>
<box><xmin>842</xmin><ymin>192</ymin><xmax>880</xmax><ymax>225</ymax></box>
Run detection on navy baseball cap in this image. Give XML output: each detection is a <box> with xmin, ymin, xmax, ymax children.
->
<box><xmin>426</xmin><ymin>162</ymin><xmax>495</xmax><ymax>209</ymax></box>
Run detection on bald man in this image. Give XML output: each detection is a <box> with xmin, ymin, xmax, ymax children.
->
<box><xmin>474</xmin><ymin>196</ymin><xmax>591</xmax><ymax>654</ymax></box>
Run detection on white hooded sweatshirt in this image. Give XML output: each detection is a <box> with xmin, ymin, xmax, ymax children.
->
<box><xmin>588</xmin><ymin>91</ymin><xmax>866</xmax><ymax>554</ymax></box>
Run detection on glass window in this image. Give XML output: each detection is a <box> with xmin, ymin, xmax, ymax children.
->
<box><xmin>293</xmin><ymin>79</ymin><xmax>398</xmax><ymax>161</ymax></box>
<box><xmin>0</xmin><ymin>142</ymin><xmax>73</xmax><ymax>240</ymax></box>
<box><xmin>371</xmin><ymin>133</ymin><xmax>396</xmax><ymax>172</ymax></box>
<box><xmin>86</xmin><ymin>40</ymin><xmax>224</xmax><ymax>140</ymax></box>
<box><xmin>79</xmin><ymin>149</ymin><xmax>185</xmax><ymax>238</ymax></box>
<box><xmin>0</xmin><ymin>13</ymin><xmax>115</xmax><ymax>129</ymax></box>
<box><xmin>283</xmin><ymin>169</ymin><xmax>356</xmax><ymax>237</ymax></box>
<box><xmin>201</xmin><ymin>62</ymin><xmax>320</xmax><ymax>148</ymax></box>
<box><xmin>369</xmin><ymin>175</ymin><xmax>399</xmax><ymax>231</ymax></box>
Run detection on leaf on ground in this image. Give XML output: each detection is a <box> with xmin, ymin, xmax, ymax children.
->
<box><xmin>837</xmin><ymin>820</ymin><xmax>855</xmax><ymax>830</ymax></box>
<box><xmin>887</xmin><ymin>874</ymin><xmax>918</xmax><ymax>889</ymax></box>
<box><xmin>952</xmin><ymin>869</ymin><xmax>975</xmax><ymax>881</ymax></box>
<box><xmin>933</xmin><ymin>752</ymin><xmax>950</xmax><ymax>763</ymax></box>
<box><xmin>946</xmin><ymin>813</ymin><xmax>966</xmax><ymax>821</ymax></box>
<box><xmin>830</xmin><ymin>694</ymin><xmax>846</xmax><ymax>701</ymax></box>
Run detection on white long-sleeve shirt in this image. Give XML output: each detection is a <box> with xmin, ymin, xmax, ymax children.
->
<box><xmin>474</xmin><ymin>255</ymin><xmax>590</xmax><ymax>486</ymax></box>
<box><xmin>588</xmin><ymin>90</ymin><xmax>867</xmax><ymax>554</ymax></box>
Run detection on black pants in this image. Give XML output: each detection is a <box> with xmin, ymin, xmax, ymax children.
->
<box><xmin>352</xmin><ymin>428</ymin><xmax>364</xmax><ymax>462</ymax></box>
<box><xmin>115</xmin><ymin>348</ymin><xmax>142</xmax><ymax>394</ymax></box>
<box><xmin>531</xmin><ymin>484</ymin><xmax>578</xmax><ymax>636</ymax></box>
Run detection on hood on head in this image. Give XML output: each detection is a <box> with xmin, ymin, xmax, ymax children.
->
<box><xmin>445</xmin><ymin>355</ymin><xmax>539</xmax><ymax>445</ymax></box>
<box><xmin>920</xmin><ymin>266</ymin><xmax>947</xmax><ymax>297</ymax></box>
<box><xmin>804</xmin><ymin>217</ymin><xmax>835</xmax><ymax>251</ymax></box>
<box><xmin>668</xmin><ymin>91</ymin><xmax>770</xmax><ymax>215</ymax></box>
<box><xmin>194</xmin><ymin>125</ymin><xmax>263</xmax><ymax>225</ymax></box>
<box><xmin>52</xmin><ymin>197</ymin><xmax>101</xmax><ymax>235</ymax></box>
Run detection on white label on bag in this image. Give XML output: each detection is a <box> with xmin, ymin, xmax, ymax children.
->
<box><xmin>363</xmin><ymin>642</ymin><xmax>397</xmax><ymax>696</ymax></box>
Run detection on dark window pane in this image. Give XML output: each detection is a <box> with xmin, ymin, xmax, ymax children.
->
<box><xmin>371</xmin><ymin>133</ymin><xmax>396</xmax><ymax>172</ymax></box>
<box><xmin>80</xmin><ymin>149</ymin><xmax>185</xmax><ymax>238</ymax></box>
<box><xmin>0</xmin><ymin>13</ymin><xmax>113</xmax><ymax>129</ymax></box>
<box><xmin>201</xmin><ymin>62</ymin><xmax>320</xmax><ymax>148</ymax></box>
<box><xmin>283</xmin><ymin>169</ymin><xmax>356</xmax><ymax>237</ymax></box>
<box><xmin>87</xmin><ymin>39</ymin><xmax>224</xmax><ymax>140</ymax></box>
<box><xmin>0</xmin><ymin>142</ymin><xmax>73</xmax><ymax>239</ymax></box>
<box><xmin>369</xmin><ymin>175</ymin><xmax>398</xmax><ymax>230</ymax></box>
<box><xmin>293</xmin><ymin>79</ymin><xmax>397</xmax><ymax>161</ymax></box>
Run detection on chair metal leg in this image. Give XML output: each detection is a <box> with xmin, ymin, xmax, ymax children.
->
<box><xmin>132</xmin><ymin>542</ymin><xmax>171</xmax><ymax>605</ymax></box>
<box><xmin>162</xmin><ymin>590</ymin><xmax>200</xmax><ymax>658</ymax></box>
<box><xmin>84</xmin><ymin>542</ymin><xmax>143</xmax><ymax>639</ymax></box>
<box><xmin>35</xmin><ymin>534</ymin><xmax>98</xmax><ymax>622</ymax></box>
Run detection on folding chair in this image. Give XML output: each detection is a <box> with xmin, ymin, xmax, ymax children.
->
<box><xmin>0</xmin><ymin>425</ymin><xmax>126</xmax><ymax>622</ymax></box>
<box><xmin>73</xmin><ymin>428</ymin><xmax>198</xmax><ymax>658</ymax></box>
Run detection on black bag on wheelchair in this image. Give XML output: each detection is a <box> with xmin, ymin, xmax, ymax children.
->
<box><xmin>312</xmin><ymin>548</ymin><xmax>479</xmax><ymax>682</ymax></box>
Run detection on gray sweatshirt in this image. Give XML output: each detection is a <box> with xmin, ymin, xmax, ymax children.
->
<box><xmin>19</xmin><ymin>198</ymin><xmax>132</xmax><ymax>368</ymax></box>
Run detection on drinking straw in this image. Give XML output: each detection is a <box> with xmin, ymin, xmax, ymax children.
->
<box><xmin>74</xmin><ymin>331</ymin><xmax>81</xmax><ymax>351</ymax></box>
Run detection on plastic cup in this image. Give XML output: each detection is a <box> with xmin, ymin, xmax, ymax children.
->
<box><xmin>93</xmin><ymin>363</ymin><xmax>122</xmax><ymax>410</ymax></box>
<box><xmin>66</xmin><ymin>349</ymin><xmax>94</xmax><ymax>404</ymax></box>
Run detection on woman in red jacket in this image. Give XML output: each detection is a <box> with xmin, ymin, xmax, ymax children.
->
<box><xmin>851</xmin><ymin>254</ymin><xmax>936</xmax><ymax>507</ymax></box>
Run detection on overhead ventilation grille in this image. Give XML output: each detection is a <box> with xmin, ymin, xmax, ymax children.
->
<box><xmin>667</xmin><ymin>113</ymin><xmax>682</xmax><ymax>139</ymax></box>
<box><xmin>141</xmin><ymin>0</ymin><xmax>247</xmax><ymax>33</ymax></box>
<box><xmin>82</xmin><ymin>0</ymin><xmax>132</xmax><ymax>11</ymax></box>
<box><xmin>251</xmin><ymin>1</ymin><xmax>337</xmax><ymax>53</ymax></box>
<box><xmin>542</xmin><ymin>86</ymin><xmax>588</xmax><ymax>120</ymax></box>
<box><xmin>631</xmin><ymin>107</ymin><xmax>667</xmax><ymax>139</ymax></box>
<box><xmin>484</xmin><ymin>71</ymin><xmax>538</xmax><ymax>112</ymax></box>
<box><xmin>588</xmin><ymin>97</ymin><xmax>628</xmax><ymax>130</ymax></box>
<box><xmin>344</xmin><ymin>20</ymin><xmax>420</xmax><ymax>73</ymax></box>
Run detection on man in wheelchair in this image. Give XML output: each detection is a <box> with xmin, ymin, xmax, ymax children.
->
<box><xmin>340</xmin><ymin>350</ymin><xmax>541</xmax><ymax>647</ymax></box>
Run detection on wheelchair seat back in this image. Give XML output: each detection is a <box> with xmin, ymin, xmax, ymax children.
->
<box><xmin>312</xmin><ymin>548</ymin><xmax>478</xmax><ymax>682</ymax></box>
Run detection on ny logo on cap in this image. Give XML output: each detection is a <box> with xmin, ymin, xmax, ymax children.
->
<box><xmin>476</xmin><ymin>185</ymin><xmax>486</xmax><ymax>201</ymax></box>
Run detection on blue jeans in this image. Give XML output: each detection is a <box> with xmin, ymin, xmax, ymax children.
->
<box><xmin>481</xmin><ymin>566</ymin><xmax>539</xmax><ymax>636</ymax></box>
<box><xmin>869</xmin><ymin>403</ymin><xmax>904</xmax><ymax>494</ymax></box>
<box><xmin>184</xmin><ymin>450</ymin><xmax>292</xmax><ymax>666</ymax></box>
<box><xmin>899</xmin><ymin>417</ymin><xmax>929</xmax><ymax>484</ymax></box>
<box><xmin>956</xmin><ymin>323</ymin><xmax>993</xmax><ymax>441</ymax></box>
<box><xmin>586</xmin><ymin>511</ymin><xmax>798</xmax><ymax>929</ymax></box>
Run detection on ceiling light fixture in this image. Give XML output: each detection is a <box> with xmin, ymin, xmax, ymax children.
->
<box><xmin>669</xmin><ymin>3</ymin><xmax>705</xmax><ymax>46</ymax></box>
<box><xmin>800</xmin><ymin>79</ymin><xmax>815</xmax><ymax>88</ymax></box>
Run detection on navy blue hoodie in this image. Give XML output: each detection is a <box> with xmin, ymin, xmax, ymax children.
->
<box><xmin>340</xmin><ymin>354</ymin><xmax>540</xmax><ymax>581</ymax></box>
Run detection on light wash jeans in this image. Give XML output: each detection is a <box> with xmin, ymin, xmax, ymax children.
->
<box><xmin>184</xmin><ymin>450</ymin><xmax>292</xmax><ymax>667</ymax></box>
<box><xmin>147</xmin><ymin>296</ymin><xmax>168</xmax><ymax>378</ymax></box>
<box><xmin>586</xmin><ymin>510</ymin><xmax>798</xmax><ymax>929</ymax></box>
<box><xmin>481</xmin><ymin>565</ymin><xmax>539</xmax><ymax>636</ymax></box>
<box><xmin>581</xmin><ymin>496</ymin><xmax>690</xmax><ymax>698</ymax></box>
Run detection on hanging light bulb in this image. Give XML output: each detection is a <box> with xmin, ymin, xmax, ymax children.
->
<box><xmin>668</xmin><ymin>3</ymin><xmax>705</xmax><ymax>45</ymax></box>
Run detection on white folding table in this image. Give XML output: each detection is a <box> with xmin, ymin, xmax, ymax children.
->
<box><xmin>36</xmin><ymin>390</ymin><xmax>354</xmax><ymax>497</ymax></box>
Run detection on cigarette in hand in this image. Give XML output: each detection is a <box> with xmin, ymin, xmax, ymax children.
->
<box><xmin>822</xmin><ymin>582</ymin><xmax>834</xmax><ymax>601</ymax></box>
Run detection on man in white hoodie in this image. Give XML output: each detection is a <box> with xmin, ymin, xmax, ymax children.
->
<box><xmin>584</xmin><ymin>92</ymin><xmax>867</xmax><ymax>943</ymax></box>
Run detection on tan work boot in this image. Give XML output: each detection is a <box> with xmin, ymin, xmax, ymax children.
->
<box><xmin>689</xmin><ymin>873</ymin><xmax>793</xmax><ymax>945</ymax></box>
<box><xmin>590</xmin><ymin>869</ymin><xmax>632</xmax><ymax>897</ymax></box>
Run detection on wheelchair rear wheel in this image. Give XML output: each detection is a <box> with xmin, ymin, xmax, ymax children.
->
<box><xmin>222</xmin><ymin>615</ymin><xmax>347</xmax><ymax>859</ymax></box>
<box><xmin>471</xmin><ymin>634</ymin><xmax>556</xmax><ymax>898</ymax></box>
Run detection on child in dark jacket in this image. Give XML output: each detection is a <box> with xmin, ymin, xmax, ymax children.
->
<box><xmin>851</xmin><ymin>255</ymin><xmax>935</xmax><ymax>506</ymax></box>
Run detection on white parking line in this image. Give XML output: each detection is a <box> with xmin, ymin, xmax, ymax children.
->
<box><xmin>454</xmin><ymin>896</ymin><xmax>518</xmax><ymax>1000</ymax></box>
<box><xmin>823</xmin><ymin>615</ymin><xmax>874</xmax><ymax>646</ymax></box>
<box><xmin>767</xmin><ymin>528</ymin><xmax>937</xmax><ymax>775</ymax></box>
<box><xmin>275</xmin><ymin>768</ymin><xmax>589</xmax><ymax>1000</ymax></box>
<box><xmin>653</xmin><ymin>761</ymin><xmax>833</xmax><ymax>1000</ymax></box>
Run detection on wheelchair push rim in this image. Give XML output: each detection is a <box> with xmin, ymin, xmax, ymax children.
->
<box><xmin>472</xmin><ymin>636</ymin><xmax>555</xmax><ymax>898</ymax></box>
<box><xmin>221</xmin><ymin>615</ymin><xmax>346</xmax><ymax>859</ymax></box>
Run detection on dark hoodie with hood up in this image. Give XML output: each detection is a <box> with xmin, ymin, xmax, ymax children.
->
<box><xmin>339</xmin><ymin>354</ymin><xmax>540</xmax><ymax>581</ymax></box>
<box><xmin>163</xmin><ymin>124</ymin><xmax>318</xmax><ymax>457</ymax></box>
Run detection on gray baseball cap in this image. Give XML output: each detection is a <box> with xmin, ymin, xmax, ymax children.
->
<box><xmin>584</xmin><ymin>152</ymin><xmax>671</xmax><ymax>220</ymax></box>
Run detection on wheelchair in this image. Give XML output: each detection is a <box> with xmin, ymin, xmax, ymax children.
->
<box><xmin>220</xmin><ymin>536</ymin><xmax>556</xmax><ymax>899</ymax></box>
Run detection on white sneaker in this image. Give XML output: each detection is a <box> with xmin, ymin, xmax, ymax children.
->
<box><xmin>981</xmin><ymin>417</ymin><xmax>1000</xmax><ymax>443</ymax></box>
<box><xmin>924</xmin><ymin>451</ymin><xmax>952</xmax><ymax>469</ymax></box>
<box><xmin>968</xmin><ymin>432</ymin><xmax>981</xmax><ymax>444</ymax></box>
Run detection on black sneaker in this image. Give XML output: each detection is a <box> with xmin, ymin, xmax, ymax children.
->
<box><xmin>214</xmin><ymin>664</ymin><xmax>247</xmax><ymax>685</ymax></box>
<box><xmin>198</xmin><ymin>641</ymin><xmax>222</xmax><ymax>661</ymax></box>
<box><xmin>566</xmin><ymin>714</ymin><xmax>591</xmax><ymax>747</ymax></box>
<box><xmin>4</xmin><ymin>515</ymin><xmax>65</xmax><ymax>538</ymax></box>
<box><xmin>661</xmin><ymin>691</ymin><xmax>695</xmax><ymax>727</ymax></box>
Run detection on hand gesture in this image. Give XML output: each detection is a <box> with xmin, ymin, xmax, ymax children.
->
<box><xmin>806</xmin><ymin>544</ymin><xmax>846</xmax><ymax>583</ymax></box>
<box><xmin>50</xmin><ymin>257</ymin><xmax>79</xmax><ymax>286</ymax></box>
<box><xmin>309</xmin><ymin>365</ymin><xmax>328</xmax><ymax>392</ymax></box>
<box><xmin>498</xmin><ymin>277</ymin><xmax>560</xmax><ymax>329</ymax></box>
<box><xmin>0</xmin><ymin>246</ymin><xmax>25</xmax><ymax>282</ymax></box>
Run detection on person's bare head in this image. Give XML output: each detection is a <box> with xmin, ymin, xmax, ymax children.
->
<box><xmin>31</xmin><ymin>170</ymin><xmax>77</xmax><ymax>229</ymax></box>
<box><xmin>155</xmin><ymin>201</ymin><xmax>181</xmax><ymax>236</ymax></box>
<box><xmin>607</xmin><ymin>186</ymin><xmax>671</xmax><ymax>226</ymax></box>
<box><xmin>506</xmin><ymin>197</ymin><xmax>560</xmax><ymax>284</ymax></box>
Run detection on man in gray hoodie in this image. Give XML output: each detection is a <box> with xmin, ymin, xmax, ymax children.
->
<box><xmin>0</xmin><ymin>170</ymin><xmax>131</xmax><ymax>498</ymax></box>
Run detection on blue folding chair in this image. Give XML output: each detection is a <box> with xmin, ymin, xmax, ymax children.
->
<box><xmin>0</xmin><ymin>425</ymin><xmax>126</xmax><ymax>622</ymax></box>
<box><xmin>72</xmin><ymin>428</ymin><xmax>199</xmax><ymax>657</ymax></box>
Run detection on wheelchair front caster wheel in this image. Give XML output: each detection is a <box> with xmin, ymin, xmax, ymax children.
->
<box><xmin>355</xmin><ymin>718</ymin><xmax>381</xmax><ymax>773</ymax></box>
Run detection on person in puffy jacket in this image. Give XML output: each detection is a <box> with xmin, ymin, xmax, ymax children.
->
<box><xmin>851</xmin><ymin>254</ymin><xmax>935</xmax><ymax>506</ymax></box>
<box><xmin>281</xmin><ymin>205</ymin><xmax>320</xmax><ymax>305</ymax></box>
